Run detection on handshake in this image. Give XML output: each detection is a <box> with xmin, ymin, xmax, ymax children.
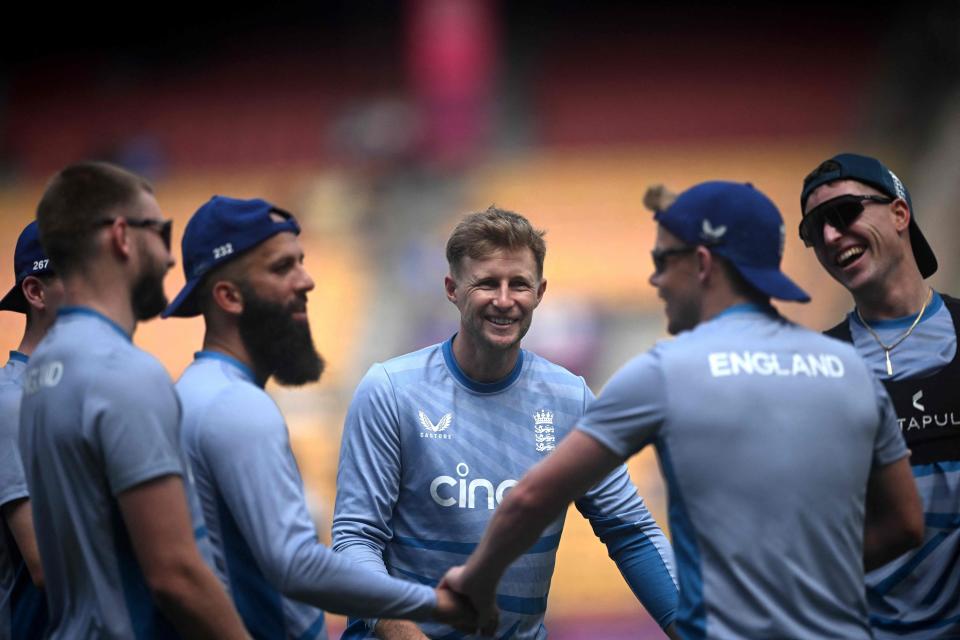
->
<box><xmin>430</xmin><ymin>564</ymin><xmax>500</xmax><ymax>638</ymax></box>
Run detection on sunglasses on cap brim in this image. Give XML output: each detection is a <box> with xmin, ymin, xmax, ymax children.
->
<box><xmin>798</xmin><ymin>194</ymin><xmax>893</xmax><ymax>247</ymax></box>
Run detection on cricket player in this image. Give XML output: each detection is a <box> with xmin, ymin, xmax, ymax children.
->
<box><xmin>19</xmin><ymin>162</ymin><xmax>248</xmax><ymax>638</ymax></box>
<box><xmin>333</xmin><ymin>206</ymin><xmax>679</xmax><ymax>639</ymax></box>
<box><xmin>442</xmin><ymin>183</ymin><xmax>923</xmax><ymax>639</ymax></box>
<box><xmin>163</xmin><ymin>196</ymin><xmax>476</xmax><ymax>639</ymax></box>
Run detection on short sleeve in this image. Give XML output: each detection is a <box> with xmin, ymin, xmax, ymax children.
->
<box><xmin>92</xmin><ymin>357</ymin><xmax>183</xmax><ymax>495</ymax></box>
<box><xmin>577</xmin><ymin>350</ymin><xmax>667</xmax><ymax>458</ymax></box>
<box><xmin>0</xmin><ymin>383</ymin><xmax>29</xmax><ymax>507</ymax></box>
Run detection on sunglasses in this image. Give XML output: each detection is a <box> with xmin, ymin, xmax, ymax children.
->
<box><xmin>651</xmin><ymin>245</ymin><xmax>697</xmax><ymax>274</ymax></box>
<box><xmin>798</xmin><ymin>194</ymin><xmax>893</xmax><ymax>247</ymax></box>
<box><xmin>96</xmin><ymin>217</ymin><xmax>173</xmax><ymax>250</ymax></box>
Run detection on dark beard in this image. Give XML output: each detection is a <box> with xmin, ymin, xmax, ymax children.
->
<box><xmin>237</xmin><ymin>285</ymin><xmax>325</xmax><ymax>386</ymax></box>
<box><xmin>131</xmin><ymin>269</ymin><xmax>168</xmax><ymax>321</ymax></box>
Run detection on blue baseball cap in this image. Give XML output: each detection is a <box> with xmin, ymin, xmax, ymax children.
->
<box><xmin>162</xmin><ymin>196</ymin><xmax>300</xmax><ymax>318</ymax></box>
<box><xmin>0</xmin><ymin>221</ymin><xmax>55</xmax><ymax>313</ymax></box>
<box><xmin>800</xmin><ymin>152</ymin><xmax>937</xmax><ymax>278</ymax></box>
<box><xmin>654</xmin><ymin>181</ymin><xmax>810</xmax><ymax>303</ymax></box>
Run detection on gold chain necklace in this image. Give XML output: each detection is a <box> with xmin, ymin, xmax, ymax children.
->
<box><xmin>855</xmin><ymin>288</ymin><xmax>932</xmax><ymax>376</ymax></box>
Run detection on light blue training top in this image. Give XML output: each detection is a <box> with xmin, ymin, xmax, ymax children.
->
<box><xmin>333</xmin><ymin>337</ymin><xmax>678</xmax><ymax>639</ymax></box>
<box><xmin>18</xmin><ymin>307</ymin><xmax>212</xmax><ymax>639</ymax></box>
<box><xmin>177</xmin><ymin>351</ymin><xmax>437</xmax><ymax>640</ymax></box>
<box><xmin>842</xmin><ymin>291</ymin><xmax>960</xmax><ymax>639</ymax></box>
<box><xmin>578</xmin><ymin>305</ymin><xmax>908</xmax><ymax>640</ymax></box>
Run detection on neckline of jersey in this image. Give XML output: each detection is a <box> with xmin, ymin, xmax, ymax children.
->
<box><xmin>58</xmin><ymin>306</ymin><xmax>130</xmax><ymax>342</ymax></box>
<box><xmin>8</xmin><ymin>350</ymin><xmax>28</xmax><ymax>364</ymax></box>
<box><xmin>851</xmin><ymin>290</ymin><xmax>943</xmax><ymax>331</ymax></box>
<box><xmin>194</xmin><ymin>350</ymin><xmax>258</xmax><ymax>386</ymax></box>
<box><xmin>714</xmin><ymin>302</ymin><xmax>778</xmax><ymax>320</ymax></box>
<box><xmin>442</xmin><ymin>334</ymin><xmax>525</xmax><ymax>394</ymax></box>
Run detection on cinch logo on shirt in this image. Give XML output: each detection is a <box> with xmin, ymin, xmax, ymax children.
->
<box><xmin>23</xmin><ymin>361</ymin><xmax>64</xmax><ymax>395</ymax></box>
<box><xmin>429</xmin><ymin>463</ymin><xmax>517</xmax><ymax>509</ymax></box>
<box><xmin>708</xmin><ymin>352</ymin><xmax>845</xmax><ymax>378</ymax></box>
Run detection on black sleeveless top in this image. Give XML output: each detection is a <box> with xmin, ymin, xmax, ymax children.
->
<box><xmin>826</xmin><ymin>295</ymin><xmax>960</xmax><ymax>466</ymax></box>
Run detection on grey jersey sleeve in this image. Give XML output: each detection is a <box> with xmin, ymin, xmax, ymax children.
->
<box><xmin>94</xmin><ymin>360</ymin><xmax>183</xmax><ymax>495</ymax></box>
<box><xmin>0</xmin><ymin>384</ymin><xmax>28</xmax><ymax>507</ymax></box>
<box><xmin>577</xmin><ymin>351</ymin><xmax>667</xmax><ymax>458</ymax></box>
<box><xmin>870</xmin><ymin>373</ymin><xmax>910</xmax><ymax>466</ymax></box>
<box><xmin>202</xmin><ymin>383</ymin><xmax>435</xmax><ymax>619</ymax></box>
<box><xmin>573</xmin><ymin>379</ymin><xmax>678</xmax><ymax>629</ymax></box>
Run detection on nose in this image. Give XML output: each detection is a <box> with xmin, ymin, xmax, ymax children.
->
<box><xmin>296</xmin><ymin>264</ymin><xmax>315</xmax><ymax>293</ymax></box>
<box><xmin>821</xmin><ymin>220</ymin><xmax>843</xmax><ymax>245</ymax></box>
<box><xmin>649</xmin><ymin>270</ymin><xmax>661</xmax><ymax>289</ymax></box>
<box><xmin>491</xmin><ymin>283</ymin><xmax>512</xmax><ymax>308</ymax></box>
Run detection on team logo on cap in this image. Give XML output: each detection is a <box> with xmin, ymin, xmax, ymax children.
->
<box><xmin>419</xmin><ymin>410</ymin><xmax>453</xmax><ymax>440</ymax></box>
<box><xmin>700</xmin><ymin>219</ymin><xmax>727</xmax><ymax>243</ymax></box>
<box><xmin>887</xmin><ymin>170</ymin><xmax>906</xmax><ymax>200</ymax></box>
<box><xmin>533</xmin><ymin>409</ymin><xmax>555</xmax><ymax>453</ymax></box>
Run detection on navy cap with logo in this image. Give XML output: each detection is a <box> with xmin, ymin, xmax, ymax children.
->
<box><xmin>162</xmin><ymin>196</ymin><xmax>301</xmax><ymax>318</ymax></box>
<box><xmin>0</xmin><ymin>221</ymin><xmax>55</xmax><ymax>313</ymax></box>
<box><xmin>654</xmin><ymin>181</ymin><xmax>810</xmax><ymax>302</ymax></box>
<box><xmin>800</xmin><ymin>152</ymin><xmax>937</xmax><ymax>278</ymax></box>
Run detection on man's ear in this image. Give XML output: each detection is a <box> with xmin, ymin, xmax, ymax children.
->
<box><xmin>696</xmin><ymin>246</ymin><xmax>714</xmax><ymax>284</ymax></box>
<box><xmin>211</xmin><ymin>280</ymin><xmax>244</xmax><ymax>316</ymax></box>
<box><xmin>107</xmin><ymin>218</ymin><xmax>134</xmax><ymax>259</ymax></box>
<box><xmin>21</xmin><ymin>276</ymin><xmax>46</xmax><ymax>312</ymax></box>
<box><xmin>444</xmin><ymin>274</ymin><xmax>458</xmax><ymax>304</ymax></box>
<box><xmin>891</xmin><ymin>198</ymin><xmax>911</xmax><ymax>234</ymax></box>
<box><xmin>535</xmin><ymin>278</ymin><xmax>547</xmax><ymax>305</ymax></box>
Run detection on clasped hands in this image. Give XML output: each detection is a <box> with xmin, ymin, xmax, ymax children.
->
<box><xmin>433</xmin><ymin>564</ymin><xmax>500</xmax><ymax>637</ymax></box>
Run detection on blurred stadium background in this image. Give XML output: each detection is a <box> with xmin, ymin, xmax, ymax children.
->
<box><xmin>2</xmin><ymin>2</ymin><xmax>958</xmax><ymax>637</ymax></box>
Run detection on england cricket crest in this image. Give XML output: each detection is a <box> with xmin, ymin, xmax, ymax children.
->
<box><xmin>533</xmin><ymin>409</ymin><xmax>555</xmax><ymax>453</ymax></box>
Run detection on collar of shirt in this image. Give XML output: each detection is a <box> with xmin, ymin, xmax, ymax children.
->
<box><xmin>58</xmin><ymin>306</ymin><xmax>131</xmax><ymax>342</ymax></box>
<box><xmin>194</xmin><ymin>350</ymin><xmax>259</xmax><ymax>386</ymax></box>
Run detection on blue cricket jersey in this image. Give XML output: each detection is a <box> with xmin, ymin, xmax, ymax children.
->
<box><xmin>176</xmin><ymin>351</ymin><xmax>437</xmax><ymax>640</ymax></box>
<box><xmin>831</xmin><ymin>291</ymin><xmax>960</xmax><ymax>639</ymax></box>
<box><xmin>18</xmin><ymin>307</ymin><xmax>211</xmax><ymax>639</ymax></box>
<box><xmin>578</xmin><ymin>305</ymin><xmax>908</xmax><ymax>639</ymax></box>
<box><xmin>333</xmin><ymin>336</ymin><xmax>678</xmax><ymax>639</ymax></box>
<box><xmin>0</xmin><ymin>351</ymin><xmax>47</xmax><ymax>640</ymax></box>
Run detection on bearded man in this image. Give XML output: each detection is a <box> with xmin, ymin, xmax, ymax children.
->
<box><xmin>20</xmin><ymin>163</ymin><xmax>248</xmax><ymax>638</ymax></box>
<box><xmin>162</xmin><ymin>196</ymin><xmax>475</xmax><ymax>640</ymax></box>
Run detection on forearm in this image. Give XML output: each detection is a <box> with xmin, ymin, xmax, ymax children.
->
<box><xmin>864</xmin><ymin>518</ymin><xmax>922</xmax><ymax>571</ymax></box>
<box><xmin>3</xmin><ymin>498</ymin><xmax>44</xmax><ymax>588</ymax></box>
<box><xmin>863</xmin><ymin>457</ymin><xmax>923</xmax><ymax>572</ymax></box>
<box><xmin>280</xmin><ymin>540</ymin><xmax>436</xmax><ymax>620</ymax></box>
<box><xmin>151</xmin><ymin>559</ymin><xmax>249</xmax><ymax>639</ymax></box>
<box><xmin>464</xmin><ymin>431</ymin><xmax>622</xmax><ymax>589</ymax></box>
<box><xmin>613</xmin><ymin>534</ymin><xmax>678</xmax><ymax>629</ymax></box>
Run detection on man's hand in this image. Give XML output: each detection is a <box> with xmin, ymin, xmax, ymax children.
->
<box><xmin>433</xmin><ymin>582</ymin><xmax>479</xmax><ymax>634</ymax></box>
<box><xmin>440</xmin><ymin>565</ymin><xmax>498</xmax><ymax>636</ymax></box>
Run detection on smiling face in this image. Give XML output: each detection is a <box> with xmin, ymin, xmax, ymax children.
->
<box><xmin>804</xmin><ymin>179</ymin><xmax>911</xmax><ymax>295</ymax></box>
<box><xmin>445</xmin><ymin>246</ymin><xmax>546</xmax><ymax>359</ymax></box>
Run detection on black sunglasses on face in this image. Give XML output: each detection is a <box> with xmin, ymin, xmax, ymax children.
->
<box><xmin>96</xmin><ymin>217</ymin><xmax>173</xmax><ymax>250</ymax></box>
<box><xmin>651</xmin><ymin>245</ymin><xmax>697</xmax><ymax>274</ymax></box>
<box><xmin>798</xmin><ymin>194</ymin><xmax>893</xmax><ymax>247</ymax></box>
